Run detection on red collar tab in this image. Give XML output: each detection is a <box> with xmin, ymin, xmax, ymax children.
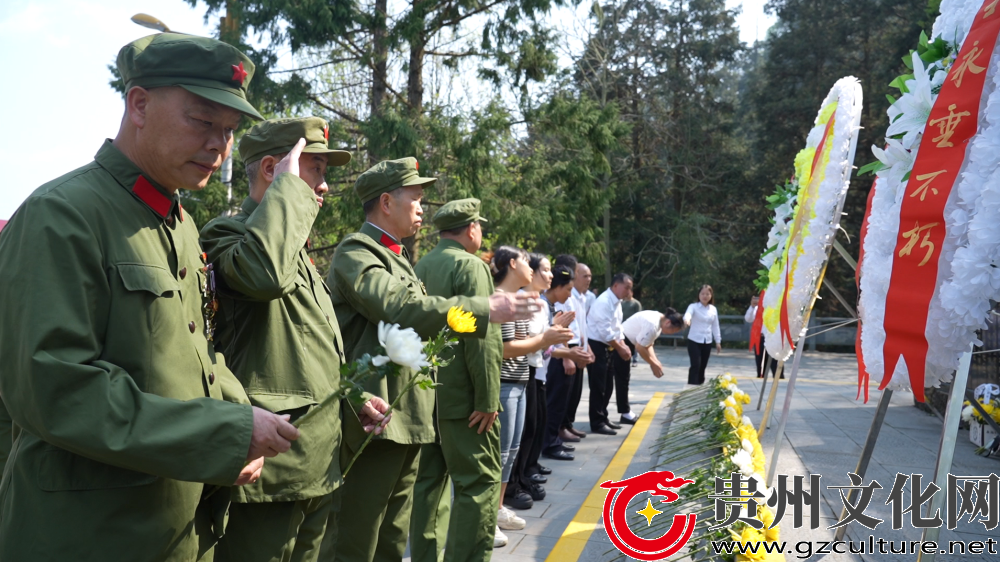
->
<box><xmin>380</xmin><ymin>233</ymin><xmax>402</xmax><ymax>255</ymax></box>
<box><xmin>232</xmin><ymin>62</ymin><xmax>248</xmax><ymax>85</ymax></box>
<box><xmin>132</xmin><ymin>176</ymin><xmax>172</xmax><ymax>219</ymax></box>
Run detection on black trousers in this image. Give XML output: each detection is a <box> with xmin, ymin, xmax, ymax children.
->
<box><xmin>587</xmin><ymin>340</ymin><xmax>614</xmax><ymax>429</ymax></box>
<box><xmin>508</xmin><ymin>367</ymin><xmax>545</xmax><ymax>493</ymax></box>
<box><xmin>542</xmin><ymin>354</ymin><xmax>572</xmax><ymax>454</ymax></box>
<box><xmin>687</xmin><ymin>339</ymin><xmax>713</xmax><ymax>385</ymax></box>
<box><xmin>611</xmin><ymin>340</ymin><xmax>633</xmax><ymax>415</ymax></box>
<box><xmin>754</xmin><ymin>335</ymin><xmax>777</xmax><ymax>378</ymax></box>
<box><xmin>562</xmin><ymin>351</ymin><xmax>585</xmax><ymax>430</ymax></box>
<box><xmin>527</xmin><ymin>378</ymin><xmax>546</xmax><ymax>474</ymax></box>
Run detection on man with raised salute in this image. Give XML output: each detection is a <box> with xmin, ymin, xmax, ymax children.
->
<box><xmin>201</xmin><ymin>117</ymin><xmax>390</xmax><ymax>562</ymax></box>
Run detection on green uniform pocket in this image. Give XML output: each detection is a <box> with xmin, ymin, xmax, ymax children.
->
<box><xmin>116</xmin><ymin>263</ymin><xmax>180</xmax><ymax>296</ymax></box>
<box><xmin>247</xmin><ymin>392</ymin><xmax>317</xmax><ymax>424</ymax></box>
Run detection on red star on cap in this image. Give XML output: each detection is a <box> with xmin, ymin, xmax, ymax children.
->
<box><xmin>415</xmin><ymin>160</ymin><xmax>419</xmax><ymax>170</ymax></box>
<box><xmin>231</xmin><ymin>62</ymin><xmax>248</xmax><ymax>85</ymax></box>
<box><xmin>323</xmin><ymin>126</ymin><xmax>329</xmax><ymax>140</ymax></box>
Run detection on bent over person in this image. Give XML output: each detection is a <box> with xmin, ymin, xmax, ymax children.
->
<box><xmin>328</xmin><ymin>159</ymin><xmax>538</xmax><ymax>562</ymax></box>
<box><xmin>200</xmin><ymin>117</ymin><xmax>391</xmax><ymax>562</ymax></box>
<box><xmin>0</xmin><ymin>33</ymin><xmax>299</xmax><ymax>561</ymax></box>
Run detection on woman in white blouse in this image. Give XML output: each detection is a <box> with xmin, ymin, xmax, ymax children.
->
<box><xmin>683</xmin><ymin>285</ymin><xmax>722</xmax><ymax>385</ymax></box>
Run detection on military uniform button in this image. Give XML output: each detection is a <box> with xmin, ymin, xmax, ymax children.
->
<box><xmin>189</xmin><ymin>321</ymin><xmax>196</xmax><ymax>333</ymax></box>
<box><xmin>179</xmin><ymin>267</ymin><xmax>187</xmax><ymax>279</ymax></box>
<box><xmin>209</xmin><ymin>372</ymin><xmax>216</xmax><ymax>385</ymax></box>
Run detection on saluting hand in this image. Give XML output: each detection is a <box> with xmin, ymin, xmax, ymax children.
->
<box><xmin>247</xmin><ymin>406</ymin><xmax>300</xmax><ymax>461</ymax></box>
<box><xmin>273</xmin><ymin>138</ymin><xmax>307</xmax><ymax>178</ymax></box>
<box><xmin>488</xmin><ymin>291</ymin><xmax>540</xmax><ymax>323</ymax></box>
<box><xmin>468</xmin><ymin>410</ymin><xmax>499</xmax><ymax>434</ymax></box>
<box><xmin>359</xmin><ymin>396</ymin><xmax>392</xmax><ymax>435</ymax></box>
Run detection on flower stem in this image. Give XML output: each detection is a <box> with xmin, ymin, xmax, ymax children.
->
<box><xmin>342</xmin><ymin>373</ymin><xmax>430</xmax><ymax>478</ymax></box>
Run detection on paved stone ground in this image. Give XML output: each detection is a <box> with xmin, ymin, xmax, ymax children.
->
<box><xmin>411</xmin><ymin>345</ymin><xmax>999</xmax><ymax>561</ymax></box>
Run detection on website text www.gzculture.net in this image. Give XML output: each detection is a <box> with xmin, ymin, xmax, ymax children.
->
<box><xmin>712</xmin><ymin>536</ymin><xmax>999</xmax><ymax>559</ymax></box>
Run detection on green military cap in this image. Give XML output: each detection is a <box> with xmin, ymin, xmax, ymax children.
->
<box><xmin>117</xmin><ymin>33</ymin><xmax>263</xmax><ymax>120</ymax></box>
<box><xmin>355</xmin><ymin>157</ymin><xmax>436</xmax><ymax>204</ymax></box>
<box><xmin>238</xmin><ymin>116</ymin><xmax>352</xmax><ymax>166</ymax></box>
<box><xmin>432</xmin><ymin>198</ymin><xmax>488</xmax><ymax>231</ymax></box>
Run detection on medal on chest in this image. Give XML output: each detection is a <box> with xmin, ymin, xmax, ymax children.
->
<box><xmin>200</xmin><ymin>252</ymin><xmax>219</xmax><ymax>341</ymax></box>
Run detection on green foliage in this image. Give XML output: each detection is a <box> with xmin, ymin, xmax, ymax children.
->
<box><xmin>159</xmin><ymin>0</ymin><xmax>939</xmax><ymax>319</ymax></box>
<box><xmin>744</xmin><ymin>0</ymin><xmax>933</xmax><ymax>316</ymax></box>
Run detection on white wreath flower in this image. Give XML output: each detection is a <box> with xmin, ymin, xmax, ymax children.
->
<box><xmin>761</xmin><ymin>77</ymin><xmax>864</xmax><ymax>361</ymax></box>
<box><xmin>860</xmin><ymin>0</ymin><xmax>1000</xmax><ymax>392</ymax></box>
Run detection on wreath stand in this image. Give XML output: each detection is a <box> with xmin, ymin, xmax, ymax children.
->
<box><xmin>754</xmin><ymin>239</ymin><xmax>980</xmax><ymax>562</ymax></box>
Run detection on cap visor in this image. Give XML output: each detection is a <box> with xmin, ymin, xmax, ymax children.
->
<box><xmin>401</xmin><ymin>176</ymin><xmax>437</xmax><ymax>188</ymax></box>
<box><xmin>180</xmin><ymin>84</ymin><xmax>264</xmax><ymax>120</ymax></box>
<box><xmin>303</xmin><ymin>147</ymin><xmax>352</xmax><ymax>167</ymax></box>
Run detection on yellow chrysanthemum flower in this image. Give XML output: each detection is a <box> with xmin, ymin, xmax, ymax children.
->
<box><xmin>447</xmin><ymin>306</ymin><xmax>477</xmax><ymax>334</ymax></box>
<box><xmin>724</xmin><ymin>407</ymin><xmax>741</xmax><ymax>428</ymax></box>
<box><xmin>816</xmin><ymin>101</ymin><xmax>838</xmax><ymax>126</ymax></box>
<box><xmin>794</xmin><ymin>147</ymin><xmax>816</xmax><ymax>187</ymax></box>
<box><xmin>731</xmin><ymin>527</ymin><xmax>768</xmax><ymax>561</ymax></box>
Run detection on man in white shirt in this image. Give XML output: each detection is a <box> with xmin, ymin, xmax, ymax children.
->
<box><xmin>622</xmin><ymin>309</ymin><xmax>684</xmax><ymax>379</ymax></box>
<box><xmin>562</xmin><ymin>262</ymin><xmax>595</xmax><ymax>439</ymax></box>
<box><xmin>586</xmin><ymin>273</ymin><xmax>633</xmax><ymax>434</ymax></box>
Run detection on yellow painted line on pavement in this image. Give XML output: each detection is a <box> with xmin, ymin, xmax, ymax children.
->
<box><xmin>544</xmin><ymin>391</ymin><xmax>669</xmax><ymax>562</ymax></box>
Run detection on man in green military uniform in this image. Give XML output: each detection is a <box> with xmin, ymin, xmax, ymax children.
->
<box><xmin>200</xmin><ymin>117</ymin><xmax>391</xmax><ymax>562</ymax></box>
<box><xmin>409</xmin><ymin>199</ymin><xmax>504</xmax><ymax>562</ymax></box>
<box><xmin>327</xmin><ymin>159</ymin><xmax>538</xmax><ymax>562</ymax></box>
<box><xmin>0</xmin><ymin>33</ymin><xmax>300</xmax><ymax>561</ymax></box>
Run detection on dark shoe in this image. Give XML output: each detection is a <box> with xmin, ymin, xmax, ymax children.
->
<box><xmin>567</xmin><ymin>427</ymin><xmax>587</xmax><ymax>438</ymax></box>
<box><xmin>504</xmin><ymin>489</ymin><xmax>534</xmax><ymax>510</ymax></box>
<box><xmin>592</xmin><ymin>424</ymin><xmax>618</xmax><ymax>436</ymax></box>
<box><xmin>528</xmin><ymin>483</ymin><xmax>546</xmax><ymax>501</ymax></box>
<box><xmin>538</xmin><ymin>465</ymin><xmax>552</xmax><ymax>475</ymax></box>
<box><xmin>559</xmin><ymin>428</ymin><xmax>581</xmax><ymax>442</ymax></box>
<box><xmin>560</xmin><ymin>443</ymin><xmax>575</xmax><ymax>452</ymax></box>
<box><xmin>606</xmin><ymin>421</ymin><xmax>622</xmax><ymax>430</ymax></box>
<box><xmin>531</xmin><ymin>473</ymin><xmax>547</xmax><ymax>484</ymax></box>
<box><xmin>619</xmin><ymin>414</ymin><xmax>638</xmax><ymax>425</ymax></box>
<box><xmin>543</xmin><ymin>449</ymin><xmax>575</xmax><ymax>461</ymax></box>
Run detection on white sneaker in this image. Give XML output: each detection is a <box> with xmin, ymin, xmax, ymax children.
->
<box><xmin>494</xmin><ymin>526</ymin><xmax>508</xmax><ymax>547</ymax></box>
<box><xmin>497</xmin><ymin>506</ymin><xmax>526</xmax><ymax>530</ymax></box>
<box><xmin>621</xmin><ymin>411</ymin><xmax>638</xmax><ymax>422</ymax></box>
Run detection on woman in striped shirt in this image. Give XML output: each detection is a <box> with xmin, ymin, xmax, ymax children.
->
<box><xmin>491</xmin><ymin>246</ymin><xmax>572</xmax><ymax>532</ymax></box>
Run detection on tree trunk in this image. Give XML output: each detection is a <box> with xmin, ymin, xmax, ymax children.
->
<box><xmin>407</xmin><ymin>0</ymin><xmax>426</xmax><ymax>116</ymax></box>
<box><xmin>370</xmin><ymin>0</ymin><xmax>389</xmax><ymax>164</ymax></box>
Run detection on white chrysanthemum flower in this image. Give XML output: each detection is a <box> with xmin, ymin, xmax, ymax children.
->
<box><xmin>730</xmin><ymin>450</ymin><xmax>754</xmax><ymax>475</ymax></box>
<box><xmin>742</xmin><ymin>438</ymin><xmax>754</xmax><ymax>453</ymax></box>
<box><xmin>377</xmin><ymin>321</ymin><xmax>430</xmax><ymax>371</ymax></box>
<box><xmin>886</xmin><ymin>52</ymin><xmax>935</xmax><ymax>150</ymax></box>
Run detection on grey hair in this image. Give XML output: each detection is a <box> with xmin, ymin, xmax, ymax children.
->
<box><xmin>363</xmin><ymin>187</ymin><xmax>404</xmax><ymax>217</ymax></box>
<box><xmin>245</xmin><ymin>159</ymin><xmax>262</xmax><ymax>191</ymax></box>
